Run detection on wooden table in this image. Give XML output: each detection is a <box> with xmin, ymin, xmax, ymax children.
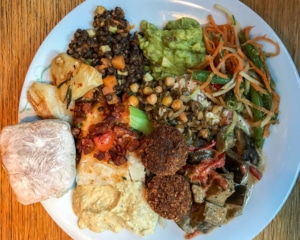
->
<box><xmin>1</xmin><ymin>0</ymin><xmax>299</xmax><ymax>239</ymax></box>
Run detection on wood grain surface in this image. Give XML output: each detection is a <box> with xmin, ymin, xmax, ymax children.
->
<box><xmin>0</xmin><ymin>0</ymin><xmax>299</xmax><ymax>240</ymax></box>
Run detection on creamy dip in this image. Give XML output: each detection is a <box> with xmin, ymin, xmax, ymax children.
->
<box><xmin>72</xmin><ymin>181</ymin><xmax>158</xmax><ymax>236</ymax></box>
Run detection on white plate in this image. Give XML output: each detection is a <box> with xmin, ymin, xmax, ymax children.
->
<box><xmin>19</xmin><ymin>0</ymin><xmax>300</xmax><ymax>239</ymax></box>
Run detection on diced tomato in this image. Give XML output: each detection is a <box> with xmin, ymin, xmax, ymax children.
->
<box><xmin>212</xmin><ymin>83</ymin><xmax>223</xmax><ymax>90</ymax></box>
<box><xmin>93</xmin><ymin>151</ymin><xmax>111</xmax><ymax>162</ymax></box>
<box><xmin>93</xmin><ymin>132</ymin><xmax>115</xmax><ymax>152</ymax></box>
<box><xmin>119</xmin><ymin>110</ymin><xmax>130</xmax><ymax>124</ymax></box>
<box><xmin>185</xmin><ymin>230</ymin><xmax>202</xmax><ymax>239</ymax></box>
<box><xmin>249</xmin><ymin>165</ymin><xmax>262</xmax><ymax>180</ymax></box>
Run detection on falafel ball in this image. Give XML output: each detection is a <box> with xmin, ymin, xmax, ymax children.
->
<box><xmin>139</xmin><ymin>123</ymin><xmax>188</xmax><ymax>176</ymax></box>
<box><xmin>146</xmin><ymin>174</ymin><xmax>192</xmax><ymax>221</ymax></box>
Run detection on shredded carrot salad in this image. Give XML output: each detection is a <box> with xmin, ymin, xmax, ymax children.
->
<box><xmin>191</xmin><ymin>5</ymin><xmax>280</xmax><ymax>146</ymax></box>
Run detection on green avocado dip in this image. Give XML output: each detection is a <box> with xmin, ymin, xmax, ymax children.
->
<box><xmin>138</xmin><ymin>17</ymin><xmax>206</xmax><ymax>80</ymax></box>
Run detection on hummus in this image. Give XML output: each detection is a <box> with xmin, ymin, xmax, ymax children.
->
<box><xmin>72</xmin><ymin>181</ymin><xmax>158</xmax><ymax>236</ymax></box>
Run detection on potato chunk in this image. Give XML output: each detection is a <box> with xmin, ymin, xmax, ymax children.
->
<box><xmin>27</xmin><ymin>82</ymin><xmax>73</xmax><ymax>122</ymax></box>
<box><xmin>51</xmin><ymin>53</ymin><xmax>103</xmax><ymax>100</ymax></box>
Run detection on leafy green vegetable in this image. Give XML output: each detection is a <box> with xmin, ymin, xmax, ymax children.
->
<box><xmin>129</xmin><ymin>106</ymin><xmax>153</xmax><ymax>134</ymax></box>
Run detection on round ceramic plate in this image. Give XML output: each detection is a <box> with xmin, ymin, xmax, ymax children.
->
<box><xmin>19</xmin><ymin>0</ymin><xmax>300</xmax><ymax>239</ymax></box>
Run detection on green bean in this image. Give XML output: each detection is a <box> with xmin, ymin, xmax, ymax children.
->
<box><xmin>239</xmin><ymin>32</ymin><xmax>276</xmax><ymax>90</ymax></box>
<box><xmin>240</xmin><ymin>32</ymin><xmax>278</xmax><ymax>148</ymax></box>
<box><xmin>225</xmin><ymin>89</ymin><xmax>235</xmax><ymax>102</ymax></box>
<box><xmin>225</xmin><ymin>91</ymin><xmax>236</xmax><ymax>109</ymax></box>
<box><xmin>262</xmin><ymin>92</ymin><xmax>273</xmax><ymax>110</ymax></box>
<box><xmin>262</xmin><ymin>92</ymin><xmax>279</xmax><ymax>122</ymax></box>
<box><xmin>191</xmin><ymin>70</ymin><xmax>232</xmax><ymax>84</ymax></box>
<box><xmin>239</xmin><ymin>33</ymin><xmax>264</xmax><ymax>70</ymax></box>
<box><xmin>225</xmin><ymin>90</ymin><xmax>243</xmax><ymax>112</ymax></box>
<box><xmin>250</xmin><ymin>86</ymin><xmax>265</xmax><ymax>148</ymax></box>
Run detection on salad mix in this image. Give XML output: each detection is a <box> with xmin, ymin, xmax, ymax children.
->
<box><xmin>28</xmin><ymin>4</ymin><xmax>280</xmax><ymax>239</ymax></box>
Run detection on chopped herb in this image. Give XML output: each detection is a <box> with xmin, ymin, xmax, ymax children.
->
<box><xmin>232</xmin><ymin>15</ymin><xmax>236</xmax><ymax>25</ymax></box>
<box><xmin>57</xmin><ymin>78</ymin><xmax>71</xmax><ymax>88</ymax></box>
<box><xmin>65</xmin><ymin>85</ymin><xmax>72</xmax><ymax>109</ymax></box>
<box><xmin>83</xmin><ymin>59</ymin><xmax>93</xmax><ymax>65</ymax></box>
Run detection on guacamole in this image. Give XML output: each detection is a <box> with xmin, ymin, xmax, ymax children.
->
<box><xmin>138</xmin><ymin>17</ymin><xmax>206</xmax><ymax>80</ymax></box>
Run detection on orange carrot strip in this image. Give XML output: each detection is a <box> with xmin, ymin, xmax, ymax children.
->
<box><xmin>200</xmin><ymin>72</ymin><xmax>214</xmax><ymax>90</ymax></box>
<box><xmin>237</xmin><ymin>97</ymin><xmax>275</xmax><ymax>116</ymax></box>
<box><xmin>243</xmin><ymin>26</ymin><xmax>255</xmax><ymax>40</ymax></box>
<box><xmin>248</xmin><ymin>119</ymin><xmax>263</xmax><ymax>127</ymax></box>
<box><xmin>263</xmin><ymin>123</ymin><xmax>271</xmax><ymax>138</ymax></box>
<box><xmin>203</xmin><ymin>86</ymin><xmax>223</xmax><ymax>105</ymax></box>
<box><xmin>272</xmin><ymin>91</ymin><xmax>280</xmax><ymax>113</ymax></box>
<box><xmin>237</xmin><ymin>46</ymin><xmax>248</xmax><ymax>59</ymax></box>
<box><xmin>207</xmin><ymin>15</ymin><xmax>223</xmax><ymax>34</ymax></box>
<box><xmin>210</xmin><ymin>60</ymin><xmax>228</xmax><ymax>79</ymax></box>
<box><xmin>194</xmin><ymin>55</ymin><xmax>211</xmax><ymax>70</ymax></box>
<box><xmin>209</xmin><ymin>42</ymin><xmax>229</xmax><ymax>79</ymax></box>
<box><xmin>244</xmin><ymin>35</ymin><xmax>280</xmax><ymax>56</ymax></box>
<box><xmin>216</xmin><ymin>53</ymin><xmax>244</xmax><ymax>73</ymax></box>
<box><xmin>249</xmin><ymin>82</ymin><xmax>268</xmax><ymax>95</ymax></box>
<box><xmin>237</xmin><ymin>46</ymin><xmax>272</xmax><ymax>93</ymax></box>
<box><xmin>249</xmin><ymin>118</ymin><xmax>279</xmax><ymax>128</ymax></box>
<box><xmin>234</xmin><ymin>74</ymin><xmax>243</xmax><ymax>98</ymax></box>
<box><xmin>249</xmin><ymin>61</ymin><xmax>272</xmax><ymax>93</ymax></box>
<box><xmin>203</xmin><ymin>29</ymin><xmax>215</xmax><ymax>54</ymax></box>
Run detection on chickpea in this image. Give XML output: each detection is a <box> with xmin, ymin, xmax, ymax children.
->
<box><xmin>197</xmin><ymin>111</ymin><xmax>204</xmax><ymax>120</ymax></box>
<box><xmin>146</xmin><ymin>94</ymin><xmax>158</xmax><ymax>105</ymax></box>
<box><xmin>212</xmin><ymin>105</ymin><xmax>223</xmax><ymax>115</ymax></box>
<box><xmin>199</xmin><ymin>128</ymin><xmax>209</xmax><ymax>139</ymax></box>
<box><xmin>178</xmin><ymin>112</ymin><xmax>188</xmax><ymax>123</ymax></box>
<box><xmin>162</xmin><ymin>96</ymin><xmax>173</xmax><ymax>107</ymax></box>
<box><xmin>164</xmin><ymin>76</ymin><xmax>175</xmax><ymax>87</ymax></box>
<box><xmin>128</xmin><ymin>95</ymin><xmax>139</xmax><ymax>107</ymax></box>
<box><xmin>171</xmin><ymin>99</ymin><xmax>183</xmax><ymax>111</ymax></box>
<box><xmin>143</xmin><ymin>86</ymin><xmax>153</xmax><ymax>95</ymax></box>
<box><xmin>129</xmin><ymin>83</ymin><xmax>139</xmax><ymax>93</ymax></box>
<box><xmin>155</xmin><ymin>85</ymin><xmax>163</xmax><ymax>93</ymax></box>
<box><xmin>168</xmin><ymin>110</ymin><xmax>174</xmax><ymax>118</ymax></box>
<box><xmin>175</xmin><ymin>124</ymin><xmax>185</xmax><ymax>133</ymax></box>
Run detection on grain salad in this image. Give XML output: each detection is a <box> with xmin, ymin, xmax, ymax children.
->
<box><xmin>23</xmin><ymin>4</ymin><xmax>280</xmax><ymax>239</ymax></box>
